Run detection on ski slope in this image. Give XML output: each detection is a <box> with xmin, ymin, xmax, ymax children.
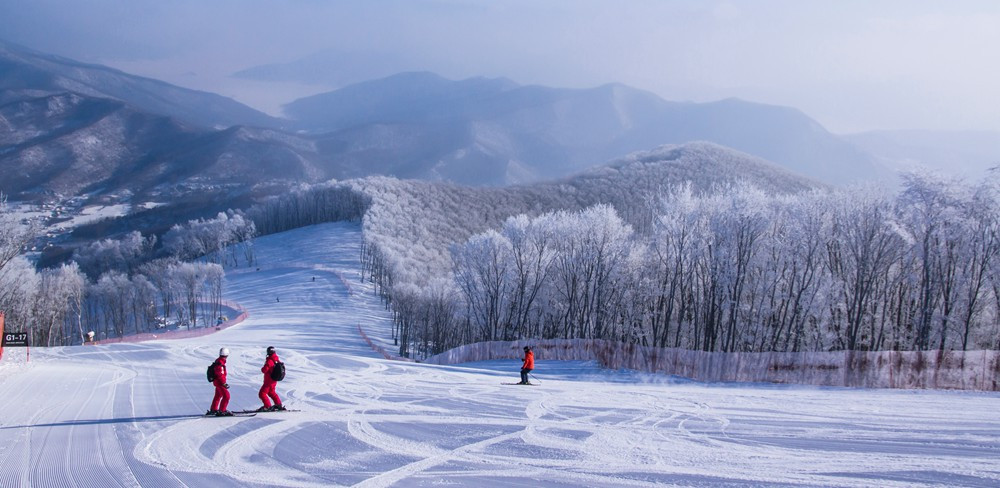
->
<box><xmin>1</xmin><ymin>222</ymin><xmax>998</xmax><ymax>487</ymax></box>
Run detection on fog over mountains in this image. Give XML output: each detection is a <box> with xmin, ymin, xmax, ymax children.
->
<box><xmin>286</xmin><ymin>71</ymin><xmax>889</xmax><ymax>186</ymax></box>
<box><xmin>846</xmin><ymin>129</ymin><xmax>1000</xmax><ymax>177</ymax></box>
<box><xmin>232</xmin><ymin>48</ymin><xmax>415</xmax><ymax>89</ymax></box>
<box><xmin>3</xmin><ymin>37</ymin><xmax>989</xmax><ymax>256</ymax></box>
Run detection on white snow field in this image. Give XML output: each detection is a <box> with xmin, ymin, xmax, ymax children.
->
<box><xmin>1</xmin><ymin>222</ymin><xmax>999</xmax><ymax>487</ymax></box>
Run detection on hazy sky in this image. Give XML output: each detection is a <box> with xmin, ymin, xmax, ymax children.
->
<box><xmin>2</xmin><ymin>0</ymin><xmax>998</xmax><ymax>133</ymax></box>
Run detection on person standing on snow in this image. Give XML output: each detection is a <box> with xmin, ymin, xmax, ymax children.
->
<box><xmin>208</xmin><ymin>347</ymin><xmax>233</xmax><ymax>416</ymax></box>
<box><xmin>519</xmin><ymin>346</ymin><xmax>535</xmax><ymax>384</ymax></box>
<box><xmin>257</xmin><ymin>346</ymin><xmax>286</xmax><ymax>411</ymax></box>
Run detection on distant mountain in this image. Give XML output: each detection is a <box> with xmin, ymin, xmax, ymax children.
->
<box><xmin>0</xmin><ymin>91</ymin><xmax>321</xmax><ymax>199</ymax></box>
<box><xmin>287</xmin><ymin>72</ymin><xmax>888</xmax><ymax>186</ymax></box>
<box><xmin>576</xmin><ymin>141</ymin><xmax>824</xmax><ymax>197</ymax></box>
<box><xmin>845</xmin><ymin>130</ymin><xmax>1000</xmax><ymax>178</ymax></box>
<box><xmin>232</xmin><ymin>48</ymin><xmax>416</xmax><ymax>88</ymax></box>
<box><xmin>0</xmin><ymin>40</ymin><xmax>328</xmax><ymax>255</ymax></box>
<box><xmin>0</xmin><ymin>40</ymin><xmax>283</xmax><ymax>130</ymax></box>
<box><xmin>287</xmin><ymin>72</ymin><xmax>519</xmax><ymax>131</ymax></box>
<box><xmin>0</xmin><ymin>88</ymin><xmax>325</xmax><ymax>266</ymax></box>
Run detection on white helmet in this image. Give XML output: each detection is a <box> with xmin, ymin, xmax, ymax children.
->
<box><xmin>219</xmin><ymin>347</ymin><xmax>230</xmax><ymax>357</ymax></box>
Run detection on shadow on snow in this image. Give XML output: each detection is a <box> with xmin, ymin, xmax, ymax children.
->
<box><xmin>0</xmin><ymin>413</ymin><xmax>207</xmax><ymax>430</ymax></box>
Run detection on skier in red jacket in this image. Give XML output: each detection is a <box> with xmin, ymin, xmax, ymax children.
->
<box><xmin>208</xmin><ymin>347</ymin><xmax>233</xmax><ymax>416</ymax></box>
<box><xmin>257</xmin><ymin>346</ymin><xmax>286</xmax><ymax>411</ymax></box>
<box><xmin>519</xmin><ymin>346</ymin><xmax>535</xmax><ymax>384</ymax></box>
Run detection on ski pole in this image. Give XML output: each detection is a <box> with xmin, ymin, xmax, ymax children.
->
<box><xmin>529</xmin><ymin>372</ymin><xmax>541</xmax><ymax>384</ymax></box>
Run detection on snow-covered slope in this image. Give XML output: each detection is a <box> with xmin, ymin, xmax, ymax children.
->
<box><xmin>0</xmin><ymin>223</ymin><xmax>997</xmax><ymax>486</ymax></box>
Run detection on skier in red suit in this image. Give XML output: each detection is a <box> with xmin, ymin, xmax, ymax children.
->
<box><xmin>258</xmin><ymin>346</ymin><xmax>286</xmax><ymax>411</ymax></box>
<box><xmin>208</xmin><ymin>347</ymin><xmax>232</xmax><ymax>416</ymax></box>
<box><xmin>519</xmin><ymin>346</ymin><xmax>535</xmax><ymax>384</ymax></box>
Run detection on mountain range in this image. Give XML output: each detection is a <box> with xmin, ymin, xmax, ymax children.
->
<box><xmin>5</xmin><ymin>38</ymin><xmax>985</xmax><ymax>263</ymax></box>
<box><xmin>287</xmin><ymin>71</ymin><xmax>887</xmax><ymax>186</ymax></box>
<box><xmin>0</xmin><ymin>41</ymin><xmax>283</xmax><ymax>130</ymax></box>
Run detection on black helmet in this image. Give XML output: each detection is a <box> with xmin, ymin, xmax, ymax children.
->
<box><xmin>523</xmin><ymin>346</ymin><xmax>530</xmax><ymax>351</ymax></box>
<box><xmin>266</xmin><ymin>346</ymin><xmax>276</xmax><ymax>355</ymax></box>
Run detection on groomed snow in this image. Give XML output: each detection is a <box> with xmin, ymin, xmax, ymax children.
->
<box><xmin>1</xmin><ymin>222</ymin><xmax>998</xmax><ymax>487</ymax></box>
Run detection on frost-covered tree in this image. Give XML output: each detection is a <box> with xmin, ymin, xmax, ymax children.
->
<box><xmin>162</xmin><ymin>211</ymin><xmax>259</xmax><ymax>268</ymax></box>
<box><xmin>32</xmin><ymin>263</ymin><xmax>86</xmax><ymax>346</ymax></box>
<box><xmin>649</xmin><ymin>184</ymin><xmax>700</xmax><ymax>349</ymax></box>
<box><xmin>825</xmin><ymin>186</ymin><xmax>903</xmax><ymax>351</ymax></box>
<box><xmin>452</xmin><ymin>230</ymin><xmax>512</xmax><ymax>342</ymax></box>
<box><xmin>73</xmin><ymin>231</ymin><xmax>156</xmax><ymax>279</ymax></box>
<box><xmin>167</xmin><ymin>261</ymin><xmax>224</xmax><ymax>329</ymax></box>
<box><xmin>93</xmin><ymin>271</ymin><xmax>134</xmax><ymax>338</ymax></box>
<box><xmin>500</xmin><ymin>214</ymin><xmax>556</xmax><ymax>340</ymax></box>
<box><xmin>0</xmin><ymin>197</ymin><xmax>41</xmax><ymax>334</ymax></box>
<box><xmin>138</xmin><ymin>258</ymin><xmax>180</xmax><ymax>324</ymax></box>
<box><xmin>0</xmin><ymin>256</ymin><xmax>39</xmax><ymax>336</ymax></box>
<box><xmin>761</xmin><ymin>192</ymin><xmax>830</xmax><ymax>352</ymax></box>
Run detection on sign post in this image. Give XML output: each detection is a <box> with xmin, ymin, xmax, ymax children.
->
<box><xmin>2</xmin><ymin>330</ymin><xmax>29</xmax><ymax>362</ymax></box>
<box><xmin>2</xmin><ymin>332</ymin><xmax>28</xmax><ymax>347</ymax></box>
<box><xmin>1</xmin><ymin>313</ymin><xmax>32</xmax><ymax>363</ymax></box>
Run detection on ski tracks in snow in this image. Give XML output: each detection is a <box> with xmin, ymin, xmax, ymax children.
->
<box><xmin>0</xmin><ymin>360</ymin><xmax>138</xmax><ymax>487</ymax></box>
<box><xmin>6</xmin><ymin>223</ymin><xmax>1000</xmax><ymax>487</ymax></box>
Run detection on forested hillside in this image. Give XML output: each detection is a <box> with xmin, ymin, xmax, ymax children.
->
<box><xmin>9</xmin><ymin>140</ymin><xmax>997</xmax><ymax>367</ymax></box>
<box><xmin>352</xmin><ymin>142</ymin><xmax>819</xmax><ymax>288</ymax></box>
<box><xmin>245</xmin><ymin>142</ymin><xmax>827</xmax><ymax>357</ymax></box>
<box><xmin>250</xmin><ymin>142</ymin><xmax>999</xmax><ymax>361</ymax></box>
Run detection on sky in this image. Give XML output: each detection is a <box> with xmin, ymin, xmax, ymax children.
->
<box><xmin>1</xmin><ymin>0</ymin><xmax>998</xmax><ymax>133</ymax></box>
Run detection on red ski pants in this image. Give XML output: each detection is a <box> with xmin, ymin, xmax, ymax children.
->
<box><xmin>211</xmin><ymin>385</ymin><xmax>230</xmax><ymax>412</ymax></box>
<box><xmin>259</xmin><ymin>380</ymin><xmax>281</xmax><ymax>408</ymax></box>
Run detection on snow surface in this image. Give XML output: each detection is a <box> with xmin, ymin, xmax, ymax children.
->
<box><xmin>50</xmin><ymin>204</ymin><xmax>132</xmax><ymax>229</ymax></box>
<box><xmin>1</xmin><ymin>222</ymin><xmax>998</xmax><ymax>487</ymax></box>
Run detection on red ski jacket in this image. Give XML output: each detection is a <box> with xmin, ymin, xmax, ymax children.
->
<box><xmin>213</xmin><ymin>356</ymin><xmax>228</xmax><ymax>387</ymax></box>
<box><xmin>261</xmin><ymin>353</ymin><xmax>280</xmax><ymax>383</ymax></box>
<box><xmin>522</xmin><ymin>350</ymin><xmax>534</xmax><ymax>370</ymax></box>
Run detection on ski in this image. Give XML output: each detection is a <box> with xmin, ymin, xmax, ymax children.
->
<box><xmin>234</xmin><ymin>408</ymin><xmax>300</xmax><ymax>414</ymax></box>
<box><xmin>204</xmin><ymin>412</ymin><xmax>257</xmax><ymax>417</ymax></box>
<box><xmin>501</xmin><ymin>382</ymin><xmax>539</xmax><ymax>386</ymax></box>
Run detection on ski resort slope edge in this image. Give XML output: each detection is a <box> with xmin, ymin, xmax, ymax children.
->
<box><xmin>0</xmin><ymin>222</ymin><xmax>997</xmax><ymax>487</ymax></box>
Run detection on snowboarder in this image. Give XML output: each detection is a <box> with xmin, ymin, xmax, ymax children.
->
<box><xmin>257</xmin><ymin>346</ymin><xmax>286</xmax><ymax>411</ymax></box>
<box><xmin>208</xmin><ymin>347</ymin><xmax>233</xmax><ymax>416</ymax></box>
<box><xmin>519</xmin><ymin>346</ymin><xmax>534</xmax><ymax>384</ymax></box>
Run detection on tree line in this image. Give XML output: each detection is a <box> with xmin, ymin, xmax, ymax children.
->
<box><xmin>435</xmin><ymin>173</ymin><xmax>1000</xmax><ymax>359</ymax></box>
<box><xmin>0</xmin><ymin>205</ymin><xmax>256</xmax><ymax>346</ymax></box>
